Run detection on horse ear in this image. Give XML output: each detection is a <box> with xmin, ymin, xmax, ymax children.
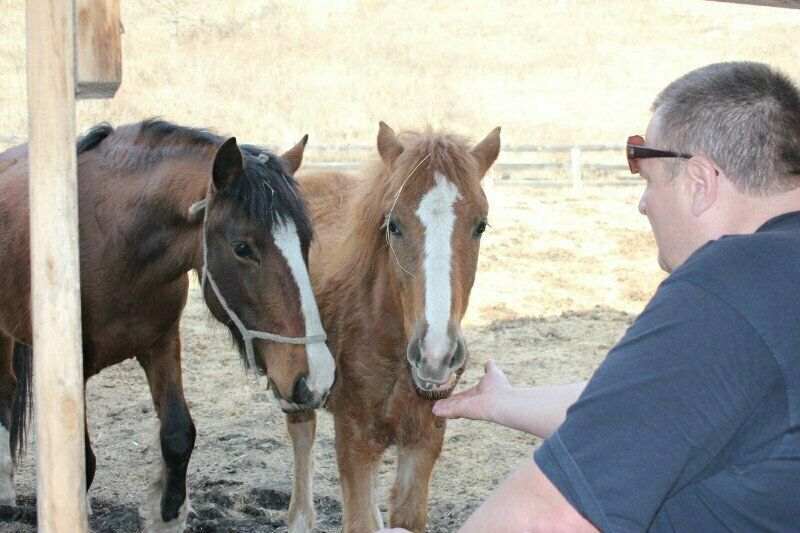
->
<box><xmin>471</xmin><ymin>126</ymin><xmax>501</xmax><ymax>178</ymax></box>
<box><xmin>212</xmin><ymin>137</ymin><xmax>243</xmax><ymax>191</ymax></box>
<box><xmin>377</xmin><ymin>121</ymin><xmax>403</xmax><ymax>168</ymax></box>
<box><xmin>281</xmin><ymin>134</ymin><xmax>308</xmax><ymax>175</ymax></box>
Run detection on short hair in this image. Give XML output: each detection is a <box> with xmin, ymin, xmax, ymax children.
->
<box><xmin>651</xmin><ymin>62</ymin><xmax>800</xmax><ymax>195</ymax></box>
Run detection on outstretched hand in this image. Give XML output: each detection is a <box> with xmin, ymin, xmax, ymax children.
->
<box><xmin>432</xmin><ymin>360</ymin><xmax>512</xmax><ymax>423</ymax></box>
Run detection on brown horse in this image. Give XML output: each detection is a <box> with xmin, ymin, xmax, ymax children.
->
<box><xmin>0</xmin><ymin>119</ymin><xmax>335</xmax><ymax>531</ymax></box>
<box><xmin>288</xmin><ymin>122</ymin><xmax>500</xmax><ymax>532</ymax></box>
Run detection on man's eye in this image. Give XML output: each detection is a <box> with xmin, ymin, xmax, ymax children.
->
<box><xmin>388</xmin><ymin>221</ymin><xmax>403</xmax><ymax>237</ymax></box>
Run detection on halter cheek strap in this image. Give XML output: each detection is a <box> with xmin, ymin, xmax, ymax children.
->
<box><xmin>189</xmin><ymin>198</ymin><xmax>327</xmax><ymax>378</ymax></box>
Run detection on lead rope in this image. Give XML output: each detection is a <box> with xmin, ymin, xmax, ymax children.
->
<box><xmin>188</xmin><ymin>196</ymin><xmax>327</xmax><ymax>383</ymax></box>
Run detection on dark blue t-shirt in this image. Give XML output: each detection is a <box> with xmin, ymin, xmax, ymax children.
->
<box><xmin>535</xmin><ymin>211</ymin><xmax>800</xmax><ymax>532</ymax></box>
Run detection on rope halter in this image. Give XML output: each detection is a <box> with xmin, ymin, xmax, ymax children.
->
<box><xmin>189</xmin><ymin>196</ymin><xmax>327</xmax><ymax>379</ymax></box>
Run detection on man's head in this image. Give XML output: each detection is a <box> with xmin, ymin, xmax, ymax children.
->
<box><xmin>631</xmin><ymin>62</ymin><xmax>800</xmax><ymax>272</ymax></box>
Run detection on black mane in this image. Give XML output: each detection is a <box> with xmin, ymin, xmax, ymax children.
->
<box><xmin>136</xmin><ymin>118</ymin><xmax>222</xmax><ymax>149</ymax></box>
<box><xmin>77</xmin><ymin>123</ymin><xmax>114</xmax><ymax>154</ymax></box>
<box><xmin>229</xmin><ymin>143</ymin><xmax>314</xmax><ymax>245</ymax></box>
<box><xmin>75</xmin><ymin>119</ymin><xmax>313</xmax><ymax>244</ymax></box>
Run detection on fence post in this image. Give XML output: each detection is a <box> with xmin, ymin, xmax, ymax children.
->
<box><xmin>570</xmin><ymin>147</ymin><xmax>582</xmax><ymax>189</ymax></box>
<box><xmin>26</xmin><ymin>0</ymin><xmax>88</xmax><ymax>530</ymax></box>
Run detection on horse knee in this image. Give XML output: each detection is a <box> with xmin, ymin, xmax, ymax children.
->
<box><xmin>159</xmin><ymin>416</ymin><xmax>195</xmax><ymax>467</ymax></box>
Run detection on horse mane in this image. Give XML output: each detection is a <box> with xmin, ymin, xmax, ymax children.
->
<box><xmin>331</xmin><ymin>129</ymin><xmax>482</xmax><ymax>282</ymax></box>
<box><xmin>75</xmin><ymin>119</ymin><xmax>313</xmax><ymax>243</ymax></box>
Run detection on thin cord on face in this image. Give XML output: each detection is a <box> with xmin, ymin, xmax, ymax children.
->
<box><xmin>386</xmin><ymin>153</ymin><xmax>430</xmax><ymax>278</ymax></box>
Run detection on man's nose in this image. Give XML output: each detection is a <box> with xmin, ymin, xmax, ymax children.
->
<box><xmin>638</xmin><ymin>195</ymin><xmax>647</xmax><ymax>215</ymax></box>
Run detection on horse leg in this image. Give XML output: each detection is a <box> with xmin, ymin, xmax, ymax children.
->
<box><xmin>286</xmin><ymin>410</ymin><xmax>316</xmax><ymax>532</ymax></box>
<box><xmin>0</xmin><ymin>334</ymin><xmax>15</xmax><ymax>505</ymax></box>
<box><xmin>388</xmin><ymin>431</ymin><xmax>444</xmax><ymax>532</ymax></box>
<box><xmin>136</xmin><ymin>325</ymin><xmax>195</xmax><ymax>532</ymax></box>
<box><xmin>84</xmin><ymin>391</ymin><xmax>96</xmax><ymax>515</ymax></box>
<box><xmin>334</xmin><ymin>418</ymin><xmax>383</xmax><ymax>533</ymax></box>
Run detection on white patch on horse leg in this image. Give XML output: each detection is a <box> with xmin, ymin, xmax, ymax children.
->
<box><xmin>287</xmin><ymin>413</ymin><xmax>316</xmax><ymax>533</ymax></box>
<box><xmin>395</xmin><ymin>446</ymin><xmax>421</xmax><ymax>501</ymax></box>
<box><xmin>372</xmin><ymin>463</ymin><xmax>384</xmax><ymax>529</ymax></box>
<box><xmin>272</xmin><ymin>219</ymin><xmax>335</xmax><ymax>396</ymax></box>
<box><xmin>0</xmin><ymin>426</ymin><xmax>15</xmax><ymax>506</ymax></box>
<box><xmin>416</xmin><ymin>172</ymin><xmax>461</xmax><ymax>365</ymax></box>
<box><xmin>143</xmin><ymin>458</ymin><xmax>190</xmax><ymax>533</ymax></box>
<box><xmin>287</xmin><ymin>448</ymin><xmax>314</xmax><ymax>533</ymax></box>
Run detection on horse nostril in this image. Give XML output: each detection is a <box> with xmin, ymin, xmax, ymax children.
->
<box><xmin>292</xmin><ymin>375</ymin><xmax>313</xmax><ymax>405</ymax></box>
<box><xmin>447</xmin><ymin>338</ymin><xmax>466</xmax><ymax>369</ymax></box>
<box><xmin>406</xmin><ymin>337</ymin><xmax>423</xmax><ymax>368</ymax></box>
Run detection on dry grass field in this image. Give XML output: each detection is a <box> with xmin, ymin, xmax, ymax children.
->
<box><xmin>1</xmin><ymin>0</ymin><xmax>799</xmax><ymax>531</ymax></box>
<box><xmin>2</xmin><ymin>1</ymin><xmax>800</xmax><ymax>147</ymax></box>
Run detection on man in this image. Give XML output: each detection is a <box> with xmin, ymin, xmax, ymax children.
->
<box><xmin>430</xmin><ymin>62</ymin><xmax>800</xmax><ymax>531</ymax></box>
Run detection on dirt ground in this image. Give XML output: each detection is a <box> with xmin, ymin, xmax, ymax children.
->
<box><xmin>1</xmin><ymin>182</ymin><xmax>664</xmax><ymax>532</ymax></box>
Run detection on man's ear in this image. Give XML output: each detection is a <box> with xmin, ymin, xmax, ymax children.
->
<box><xmin>685</xmin><ymin>156</ymin><xmax>719</xmax><ymax>217</ymax></box>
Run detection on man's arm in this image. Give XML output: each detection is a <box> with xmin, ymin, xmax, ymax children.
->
<box><xmin>459</xmin><ymin>459</ymin><xmax>597</xmax><ymax>532</ymax></box>
<box><xmin>433</xmin><ymin>360</ymin><xmax>586</xmax><ymax>438</ymax></box>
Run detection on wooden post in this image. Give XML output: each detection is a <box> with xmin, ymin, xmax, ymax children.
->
<box><xmin>570</xmin><ymin>146</ymin><xmax>582</xmax><ymax>190</ymax></box>
<box><xmin>709</xmin><ymin>0</ymin><xmax>800</xmax><ymax>8</ymax></box>
<box><xmin>75</xmin><ymin>0</ymin><xmax>122</xmax><ymax>99</ymax></box>
<box><xmin>26</xmin><ymin>0</ymin><xmax>87</xmax><ymax>531</ymax></box>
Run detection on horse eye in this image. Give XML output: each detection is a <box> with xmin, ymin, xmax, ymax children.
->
<box><xmin>232</xmin><ymin>242</ymin><xmax>257</xmax><ymax>261</ymax></box>
<box><xmin>388</xmin><ymin>221</ymin><xmax>403</xmax><ymax>237</ymax></box>
<box><xmin>475</xmin><ymin>221</ymin><xmax>488</xmax><ymax>236</ymax></box>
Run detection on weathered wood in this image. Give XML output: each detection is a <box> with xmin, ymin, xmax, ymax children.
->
<box><xmin>570</xmin><ymin>147</ymin><xmax>583</xmax><ymax>190</ymax></box>
<box><xmin>26</xmin><ymin>0</ymin><xmax>88</xmax><ymax>530</ymax></box>
<box><xmin>709</xmin><ymin>0</ymin><xmax>800</xmax><ymax>8</ymax></box>
<box><xmin>75</xmin><ymin>0</ymin><xmax>121</xmax><ymax>99</ymax></box>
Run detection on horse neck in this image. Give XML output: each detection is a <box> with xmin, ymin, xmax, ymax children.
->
<box><xmin>121</xmin><ymin>158</ymin><xmax>209</xmax><ymax>288</ymax></box>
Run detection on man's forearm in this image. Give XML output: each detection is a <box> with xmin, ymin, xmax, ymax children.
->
<box><xmin>490</xmin><ymin>381</ymin><xmax>587</xmax><ymax>438</ymax></box>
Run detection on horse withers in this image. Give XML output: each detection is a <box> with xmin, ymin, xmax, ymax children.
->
<box><xmin>0</xmin><ymin>119</ymin><xmax>334</xmax><ymax>531</ymax></box>
<box><xmin>291</xmin><ymin>122</ymin><xmax>500</xmax><ymax>532</ymax></box>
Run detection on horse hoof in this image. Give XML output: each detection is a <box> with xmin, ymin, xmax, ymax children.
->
<box><xmin>143</xmin><ymin>495</ymin><xmax>190</xmax><ymax>533</ymax></box>
<box><xmin>0</xmin><ymin>479</ymin><xmax>15</xmax><ymax>507</ymax></box>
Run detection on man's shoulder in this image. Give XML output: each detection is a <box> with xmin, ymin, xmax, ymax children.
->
<box><xmin>671</xmin><ymin>220</ymin><xmax>800</xmax><ymax>298</ymax></box>
<box><xmin>662</xmin><ymin>216</ymin><xmax>800</xmax><ymax>369</ymax></box>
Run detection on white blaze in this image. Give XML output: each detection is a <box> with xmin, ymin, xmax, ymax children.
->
<box><xmin>415</xmin><ymin>172</ymin><xmax>461</xmax><ymax>364</ymax></box>
<box><xmin>272</xmin><ymin>219</ymin><xmax>336</xmax><ymax>394</ymax></box>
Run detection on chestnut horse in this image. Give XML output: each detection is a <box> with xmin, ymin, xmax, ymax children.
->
<box><xmin>0</xmin><ymin>119</ymin><xmax>334</xmax><ymax>531</ymax></box>
<box><xmin>288</xmin><ymin>122</ymin><xmax>500</xmax><ymax>532</ymax></box>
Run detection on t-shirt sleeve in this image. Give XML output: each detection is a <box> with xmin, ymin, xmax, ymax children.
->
<box><xmin>534</xmin><ymin>276</ymin><xmax>780</xmax><ymax>532</ymax></box>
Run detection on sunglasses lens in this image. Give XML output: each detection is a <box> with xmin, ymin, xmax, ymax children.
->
<box><xmin>626</xmin><ymin>135</ymin><xmax>645</xmax><ymax>174</ymax></box>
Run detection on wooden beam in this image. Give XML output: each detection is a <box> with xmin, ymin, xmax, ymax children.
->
<box><xmin>709</xmin><ymin>0</ymin><xmax>800</xmax><ymax>8</ymax></box>
<box><xmin>75</xmin><ymin>0</ymin><xmax>122</xmax><ymax>99</ymax></box>
<box><xmin>26</xmin><ymin>0</ymin><xmax>88</xmax><ymax>531</ymax></box>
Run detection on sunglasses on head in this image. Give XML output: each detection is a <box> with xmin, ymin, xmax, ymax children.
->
<box><xmin>626</xmin><ymin>135</ymin><xmax>693</xmax><ymax>174</ymax></box>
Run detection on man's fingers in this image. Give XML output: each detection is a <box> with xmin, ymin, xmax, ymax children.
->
<box><xmin>433</xmin><ymin>397</ymin><xmax>466</xmax><ymax>418</ymax></box>
<box><xmin>446</xmin><ymin>384</ymin><xmax>479</xmax><ymax>401</ymax></box>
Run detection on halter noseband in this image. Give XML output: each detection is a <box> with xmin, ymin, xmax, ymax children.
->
<box><xmin>189</xmin><ymin>197</ymin><xmax>327</xmax><ymax>378</ymax></box>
